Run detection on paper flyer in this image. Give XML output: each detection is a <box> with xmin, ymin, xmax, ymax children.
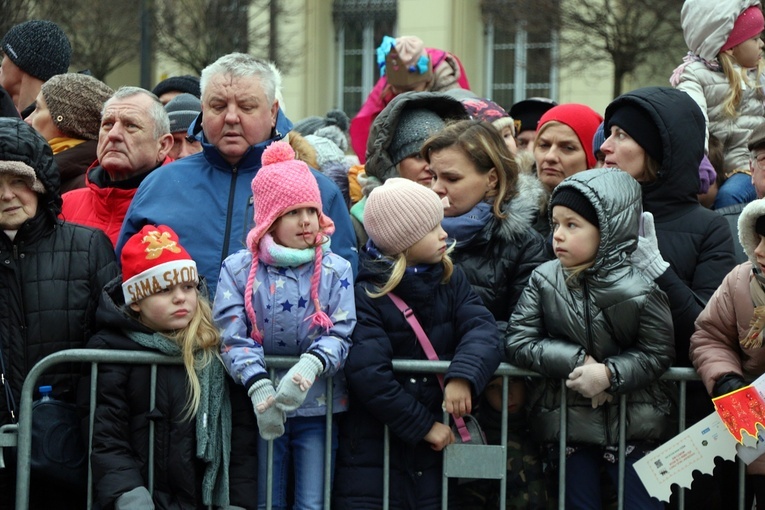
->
<box><xmin>634</xmin><ymin>373</ymin><xmax>765</xmax><ymax>502</ymax></box>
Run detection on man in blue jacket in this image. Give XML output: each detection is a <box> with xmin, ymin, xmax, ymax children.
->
<box><xmin>116</xmin><ymin>53</ymin><xmax>357</xmax><ymax>297</ymax></box>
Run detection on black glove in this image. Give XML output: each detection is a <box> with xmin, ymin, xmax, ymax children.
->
<box><xmin>712</xmin><ymin>372</ymin><xmax>747</xmax><ymax>398</ymax></box>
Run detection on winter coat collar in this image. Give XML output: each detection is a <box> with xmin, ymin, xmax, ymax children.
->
<box><xmin>472</xmin><ymin>173</ymin><xmax>546</xmax><ymax>245</ymax></box>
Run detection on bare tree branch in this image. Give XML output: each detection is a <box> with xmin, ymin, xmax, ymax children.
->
<box><xmin>0</xmin><ymin>0</ymin><xmax>34</xmax><ymax>39</ymax></box>
<box><xmin>154</xmin><ymin>0</ymin><xmax>301</xmax><ymax>74</ymax></box>
<box><xmin>482</xmin><ymin>0</ymin><xmax>684</xmax><ymax>97</ymax></box>
<box><xmin>35</xmin><ymin>0</ymin><xmax>141</xmax><ymax>80</ymax></box>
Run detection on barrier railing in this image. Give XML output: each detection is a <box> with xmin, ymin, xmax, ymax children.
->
<box><xmin>2</xmin><ymin>350</ymin><xmax>748</xmax><ymax>510</ymax></box>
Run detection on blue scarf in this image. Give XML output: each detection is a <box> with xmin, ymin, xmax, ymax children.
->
<box><xmin>365</xmin><ymin>239</ymin><xmax>434</xmax><ymax>274</ymax></box>
<box><xmin>441</xmin><ymin>201</ymin><xmax>493</xmax><ymax>248</ymax></box>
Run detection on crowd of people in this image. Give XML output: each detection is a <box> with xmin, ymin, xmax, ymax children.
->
<box><xmin>2</xmin><ymin>1</ymin><xmax>765</xmax><ymax>508</ymax></box>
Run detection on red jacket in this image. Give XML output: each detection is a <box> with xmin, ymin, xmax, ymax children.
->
<box><xmin>60</xmin><ymin>157</ymin><xmax>173</xmax><ymax>246</ymax></box>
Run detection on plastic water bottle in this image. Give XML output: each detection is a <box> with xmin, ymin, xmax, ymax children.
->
<box><xmin>38</xmin><ymin>385</ymin><xmax>52</xmax><ymax>402</ymax></box>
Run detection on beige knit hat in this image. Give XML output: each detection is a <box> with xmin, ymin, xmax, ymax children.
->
<box><xmin>41</xmin><ymin>73</ymin><xmax>114</xmax><ymax>140</ymax></box>
<box><xmin>365</xmin><ymin>177</ymin><xmax>444</xmax><ymax>255</ymax></box>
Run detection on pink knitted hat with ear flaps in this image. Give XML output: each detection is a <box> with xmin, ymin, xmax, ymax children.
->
<box><xmin>244</xmin><ymin>141</ymin><xmax>335</xmax><ymax>343</ymax></box>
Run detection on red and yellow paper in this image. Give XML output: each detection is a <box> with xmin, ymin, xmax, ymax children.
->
<box><xmin>712</xmin><ymin>385</ymin><xmax>765</xmax><ymax>444</ymax></box>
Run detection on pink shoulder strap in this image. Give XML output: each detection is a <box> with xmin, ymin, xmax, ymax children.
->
<box><xmin>387</xmin><ymin>292</ymin><xmax>471</xmax><ymax>443</ymax></box>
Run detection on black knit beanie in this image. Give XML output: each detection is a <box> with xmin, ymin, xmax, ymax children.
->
<box><xmin>1</xmin><ymin>20</ymin><xmax>71</xmax><ymax>81</ymax></box>
<box><xmin>607</xmin><ymin>104</ymin><xmax>663</xmax><ymax>165</ymax></box>
<box><xmin>550</xmin><ymin>188</ymin><xmax>599</xmax><ymax>229</ymax></box>
<box><xmin>151</xmin><ymin>75</ymin><xmax>201</xmax><ymax>99</ymax></box>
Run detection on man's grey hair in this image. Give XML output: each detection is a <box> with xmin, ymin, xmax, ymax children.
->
<box><xmin>102</xmin><ymin>86</ymin><xmax>170</xmax><ymax>139</ymax></box>
<box><xmin>200</xmin><ymin>53</ymin><xmax>281</xmax><ymax>106</ymax></box>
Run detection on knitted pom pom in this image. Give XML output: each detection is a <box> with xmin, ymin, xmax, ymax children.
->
<box><xmin>262</xmin><ymin>141</ymin><xmax>296</xmax><ymax>166</ymax></box>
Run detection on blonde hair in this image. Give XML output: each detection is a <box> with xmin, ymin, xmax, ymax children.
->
<box><xmin>366</xmin><ymin>249</ymin><xmax>455</xmax><ymax>298</ymax></box>
<box><xmin>421</xmin><ymin>120</ymin><xmax>519</xmax><ymax>219</ymax></box>
<box><xmin>563</xmin><ymin>261</ymin><xmax>596</xmax><ymax>287</ymax></box>
<box><xmin>719</xmin><ymin>52</ymin><xmax>765</xmax><ymax>118</ymax></box>
<box><xmin>162</xmin><ymin>291</ymin><xmax>221</xmax><ymax>420</ymax></box>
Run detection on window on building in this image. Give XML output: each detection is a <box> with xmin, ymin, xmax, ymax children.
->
<box><xmin>333</xmin><ymin>0</ymin><xmax>397</xmax><ymax>117</ymax></box>
<box><xmin>482</xmin><ymin>1</ymin><xmax>559</xmax><ymax>107</ymax></box>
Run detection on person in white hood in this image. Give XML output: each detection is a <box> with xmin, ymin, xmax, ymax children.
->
<box><xmin>671</xmin><ymin>0</ymin><xmax>765</xmax><ymax>209</ymax></box>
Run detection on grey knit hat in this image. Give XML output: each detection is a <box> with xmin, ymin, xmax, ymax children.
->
<box><xmin>42</xmin><ymin>73</ymin><xmax>113</xmax><ymax>140</ymax></box>
<box><xmin>2</xmin><ymin>20</ymin><xmax>71</xmax><ymax>81</ymax></box>
<box><xmin>389</xmin><ymin>108</ymin><xmax>447</xmax><ymax>166</ymax></box>
<box><xmin>293</xmin><ymin>109</ymin><xmax>350</xmax><ymax>138</ymax></box>
<box><xmin>164</xmin><ymin>93</ymin><xmax>201</xmax><ymax>134</ymax></box>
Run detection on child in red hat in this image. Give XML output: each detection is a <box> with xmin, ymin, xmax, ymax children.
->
<box><xmin>86</xmin><ymin>225</ymin><xmax>237</xmax><ymax>509</ymax></box>
<box><xmin>213</xmin><ymin>141</ymin><xmax>356</xmax><ymax>509</ymax></box>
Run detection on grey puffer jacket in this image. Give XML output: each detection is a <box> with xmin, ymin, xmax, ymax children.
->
<box><xmin>674</xmin><ymin>61</ymin><xmax>765</xmax><ymax>174</ymax></box>
<box><xmin>506</xmin><ymin>168</ymin><xmax>676</xmax><ymax>446</ymax></box>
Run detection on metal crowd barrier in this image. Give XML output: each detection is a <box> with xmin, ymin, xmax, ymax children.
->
<box><xmin>2</xmin><ymin>350</ymin><xmax>750</xmax><ymax>510</ymax></box>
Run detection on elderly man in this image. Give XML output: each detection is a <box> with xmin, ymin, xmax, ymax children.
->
<box><xmin>117</xmin><ymin>53</ymin><xmax>357</xmax><ymax>297</ymax></box>
<box><xmin>60</xmin><ymin>87</ymin><xmax>173</xmax><ymax>245</ymax></box>
<box><xmin>0</xmin><ymin>20</ymin><xmax>72</xmax><ymax>118</ymax></box>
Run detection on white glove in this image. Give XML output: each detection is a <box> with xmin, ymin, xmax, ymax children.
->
<box><xmin>274</xmin><ymin>353</ymin><xmax>324</xmax><ymax>412</ymax></box>
<box><xmin>248</xmin><ymin>379</ymin><xmax>285</xmax><ymax>440</ymax></box>
<box><xmin>631</xmin><ymin>212</ymin><xmax>669</xmax><ymax>280</ymax></box>
<box><xmin>566</xmin><ymin>363</ymin><xmax>611</xmax><ymax>398</ymax></box>
<box><xmin>590</xmin><ymin>392</ymin><xmax>614</xmax><ymax>408</ymax></box>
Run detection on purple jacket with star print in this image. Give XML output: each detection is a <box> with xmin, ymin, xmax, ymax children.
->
<box><xmin>214</xmin><ymin>249</ymin><xmax>356</xmax><ymax>417</ymax></box>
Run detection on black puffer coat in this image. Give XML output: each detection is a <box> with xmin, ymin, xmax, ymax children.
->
<box><xmin>507</xmin><ymin>169</ymin><xmax>676</xmax><ymax>446</ymax></box>
<box><xmin>333</xmin><ymin>253</ymin><xmax>502</xmax><ymax>510</ymax></box>
<box><xmin>604</xmin><ymin>87</ymin><xmax>737</xmax><ymax>368</ymax></box>
<box><xmin>451</xmin><ymin>173</ymin><xmax>550</xmax><ymax>322</ymax></box>
<box><xmin>0</xmin><ymin>118</ymin><xmax>117</xmax><ymax>425</ymax></box>
<box><xmin>84</xmin><ymin>278</ymin><xmax>258</xmax><ymax>510</ymax></box>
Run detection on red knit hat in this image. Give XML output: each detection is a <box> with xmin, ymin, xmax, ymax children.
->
<box><xmin>244</xmin><ymin>141</ymin><xmax>335</xmax><ymax>343</ymax></box>
<box><xmin>537</xmin><ymin>104</ymin><xmax>604</xmax><ymax>168</ymax></box>
<box><xmin>721</xmin><ymin>6</ymin><xmax>765</xmax><ymax>53</ymax></box>
<box><xmin>121</xmin><ymin>225</ymin><xmax>198</xmax><ymax>305</ymax></box>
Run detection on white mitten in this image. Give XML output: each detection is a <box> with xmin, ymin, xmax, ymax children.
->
<box><xmin>248</xmin><ymin>379</ymin><xmax>285</xmax><ymax>440</ymax></box>
<box><xmin>566</xmin><ymin>363</ymin><xmax>611</xmax><ymax>398</ymax></box>
<box><xmin>631</xmin><ymin>212</ymin><xmax>669</xmax><ymax>280</ymax></box>
<box><xmin>274</xmin><ymin>353</ymin><xmax>324</xmax><ymax>412</ymax></box>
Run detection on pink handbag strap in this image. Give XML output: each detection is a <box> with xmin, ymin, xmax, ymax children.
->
<box><xmin>387</xmin><ymin>292</ymin><xmax>472</xmax><ymax>443</ymax></box>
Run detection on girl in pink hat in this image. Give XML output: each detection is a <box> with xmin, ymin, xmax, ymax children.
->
<box><xmin>672</xmin><ymin>0</ymin><xmax>765</xmax><ymax>208</ymax></box>
<box><xmin>213</xmin><ymin>141</ymin><xmax>356</xmax><ymax>509</ymax></box>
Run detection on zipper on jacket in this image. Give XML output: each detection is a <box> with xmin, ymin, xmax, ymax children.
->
<box><xmin>219</xmin><ymin>166</ymin><xmax>238</xmax><ymax>270</ymax></box>
<box><xmin>584</xmin><ymin>279</ymin><xmax>613</xmax><ymax>445</ymax></box>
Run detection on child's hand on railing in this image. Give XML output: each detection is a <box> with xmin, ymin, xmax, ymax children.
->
<box><xmin>424</xmin><ymin>421</ymin><xmax>454</xmax><ymax>451</ymax></box>
<box><xmin>444</xmin><ymin>378</ymin><xmax>472</xmax><ymax>417</ymax></box>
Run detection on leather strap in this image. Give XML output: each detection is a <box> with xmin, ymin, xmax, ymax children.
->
<box><xmin>388</xmin><ymin>292</ymin><xmax>471</xmax><ymax>442</ymax></box>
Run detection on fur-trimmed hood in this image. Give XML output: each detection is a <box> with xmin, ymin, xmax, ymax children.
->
<box><xmin>493</xmin><ymin>173</ymin><xmax>547</xmax><ymax>242</ymax></box>
<box><xmin>738</xmin><ymin>198</ymin><xmax>765</xmax><ymax>262</ymax></box>
<box><xmin>364</xmin><ymin>91</ymin><xmax>468</xmax><ymax>184</ymax></box>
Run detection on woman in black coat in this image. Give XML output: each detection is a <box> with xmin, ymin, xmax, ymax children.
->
<box><xmin>0</xmin><ymin>118</ymin><xmax>118</xmax><ymax>509</ymax></box>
